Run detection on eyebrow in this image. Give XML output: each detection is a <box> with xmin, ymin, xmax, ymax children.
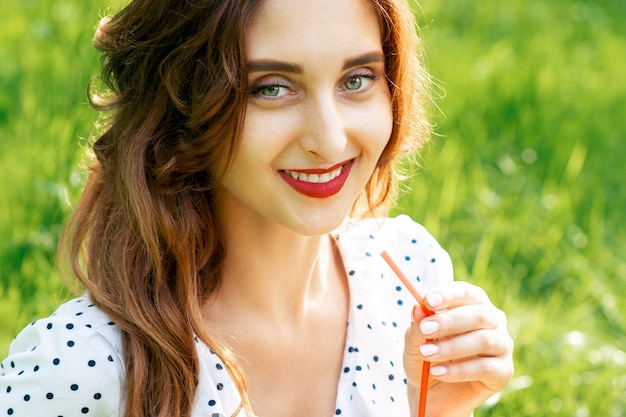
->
<box><xmin>247</xmin><ymin>60</ymin><xmax>303</xmax><ymax>74</ymax></box>
<box><xmin>341</xmin><ymin>51</ymin><xmax>385</xmax><ymax>71</ymax></box>
<box><xmin>246</xmin><ymin>51</ymin><xmax>385</xmax><ymax>74</ymax></box>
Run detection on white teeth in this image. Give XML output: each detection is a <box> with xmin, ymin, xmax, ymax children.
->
<box><xmin>285</xmin><ymin>165</ymin><xmax>343</xmax><ymax>183</ymax></box>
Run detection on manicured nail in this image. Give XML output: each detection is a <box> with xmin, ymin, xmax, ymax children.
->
<box><xmin>430</xmin><ymin>366</ymin><xmax>447</xmax><ymax>376</ymax></box>
<box><xmin>427</xmin><ymin>292</ymin><xmax>443</xmax><ymax>308</ymax></box>
<box><xmin>419</xmin><ymin>344</ymin><xmax>438</xmax><ymax>357</ymax></box>
<box><xmin>420</xmin><ymin>320</ymin><xmax>439</xmax><ymax>336</ymax></box>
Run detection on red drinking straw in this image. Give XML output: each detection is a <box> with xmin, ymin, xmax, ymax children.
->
<box><xmin>380</xmin><ymin>251</ymin><xmax>434</xmax><ymax>417</ymax></box>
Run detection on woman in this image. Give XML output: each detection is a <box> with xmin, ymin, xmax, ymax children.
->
<box><xmin>0</xmin><ymin>0</ymin><xmax>514</xmax><ymax>416</ymax></box>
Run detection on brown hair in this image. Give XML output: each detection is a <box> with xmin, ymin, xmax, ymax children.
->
<box><xmin>60</xmin><ymin>0</ymin><xmax>430</xmax><ymax>416</ymax></box>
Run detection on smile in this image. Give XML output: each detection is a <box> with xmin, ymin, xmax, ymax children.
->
<box><xmin>279</xmin><ymin>160</ymin><xmax>354</xmax><ymax>198</ymax></box>
<box><xmin>282</xmin><ymin>164</ymin><xmax>344</xmax><ymax>184</ymax></box>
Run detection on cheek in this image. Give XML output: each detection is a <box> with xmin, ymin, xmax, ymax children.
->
<box><xmin>361</xmin><ymin>99</ymin><xmax>394</xmax><ymax>156</ymax></box>
<box><xmin>238</xmin><ymin>108</ymin><xmax>296</xmax><ymax>158</ymax></box>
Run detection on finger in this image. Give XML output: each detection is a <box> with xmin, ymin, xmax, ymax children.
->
<box><xmin>419</xmin><ymin>328</ymin><xmax>514</xmax><ymax>362</ymax></box>
<box><xmin>424</xmin><ymin>281</ymin><xmax>491</xmax><ymax>312</ymax></box>
<box><xmin>406</xmin><ymin>304</ymin><xmax>430</xmax><ymax>355</ymax></box>
<box><xmin>403</xmin><ymin>305</ymin><xmax>430</xmax><ymax>387</ymax></box>
<box><xmin>428</xmin><ymin>355</ymin><xmax>515</xmax><ymax>392</ymax></box>
<box><xmin>418</xmin><ymin>303</ymin><xmax>507</xmax><ymax>340</ymax></box>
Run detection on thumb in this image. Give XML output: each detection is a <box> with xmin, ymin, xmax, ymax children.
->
<box><xmin>403</xmin><ymin>304</ymin><xmax>430</xmax><ymax>388</ymax></box>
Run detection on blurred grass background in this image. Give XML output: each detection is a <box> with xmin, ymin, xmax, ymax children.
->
<box><xmin>1</xmin><ymin>0</ymin><xmax>624</xmax><ymax>415</ymax></box>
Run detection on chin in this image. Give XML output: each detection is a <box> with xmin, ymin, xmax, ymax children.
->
<box><xmin>283</xmin><ymin>210</ymin><xmax>350</xmax><ymax>237</ymax></box>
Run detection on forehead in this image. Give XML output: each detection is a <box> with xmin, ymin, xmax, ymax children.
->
<box><xmin>244</xmin><ymin>0</ymin><xmax>382</xmax><ymax>63</ymax></box>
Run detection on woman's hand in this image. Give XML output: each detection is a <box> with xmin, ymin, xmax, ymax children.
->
<box><xmin>403</xmin><ymin>281</ymin><xmax>514</xmax><ymax>417</ymax></box>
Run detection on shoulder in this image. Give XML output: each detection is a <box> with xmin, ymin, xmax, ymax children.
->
<box><xmin>0</xmin><ymin>296</ymin><xmax>124</xmax><ymax>416</ymax></box>
<box><xmin>334</xmin><ymin>214</ymin><xmax>454</xmax><ymax>288</ymax></box>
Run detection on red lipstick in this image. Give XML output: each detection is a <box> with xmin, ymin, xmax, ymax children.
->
<box><xmin>280</xmin><ymin>160</ymin><xmax>353</xmax><ymax>198</ymax></box>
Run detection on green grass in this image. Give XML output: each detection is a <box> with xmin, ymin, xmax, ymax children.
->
<box><xmin>2</xmin><ymin>0</ymin><xmax>625</xmax><ymax>415</ymax></box>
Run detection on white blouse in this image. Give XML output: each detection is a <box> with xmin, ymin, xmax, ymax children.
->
<box><xmin>1</xmin><ymin>215</ymin><xmax>453</xmax><ymax>417</ymax></box>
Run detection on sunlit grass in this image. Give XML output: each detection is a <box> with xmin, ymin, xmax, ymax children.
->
<box><xmin>1</xmin><ymin>0</ymin><xmax>625</xmax><ymax>415</ymax></box>
<box><xmin>397</xmin><ymin>0</ymin><xmax>626</xmax><ymax>415</ymax></box>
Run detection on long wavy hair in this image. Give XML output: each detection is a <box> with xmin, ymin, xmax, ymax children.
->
<box><xmin>59</xmin><ymin>0</ymin><xmax>431</xmax><ymax>416</ymax></box>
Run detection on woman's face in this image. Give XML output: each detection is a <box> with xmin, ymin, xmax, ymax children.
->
<box><xmin>215</xmin><ymin>0</ymin><xmax>393</xmax><ymax>235</ymax></box>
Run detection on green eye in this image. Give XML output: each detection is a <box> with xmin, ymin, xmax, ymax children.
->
<box><xmin>260</xmin><ymin>86</ymin><xmax>282</xmax><ymax>97</ymax></box>
<box><xmin>345</xmin><ymin>77</ymin><xmax>363</xmax><ymax>91</ymax></box>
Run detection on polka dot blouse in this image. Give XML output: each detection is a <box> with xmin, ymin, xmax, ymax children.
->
<box><xmin>1</xmin><ymin>215</ymin><xmax>453</xmax><ymax>417</ymax></box>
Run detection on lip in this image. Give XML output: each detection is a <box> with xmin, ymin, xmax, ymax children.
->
<box><xmin>280</xmin><ymin>159</ymin><xmax>354</xmax><ymax>199</ymax></box>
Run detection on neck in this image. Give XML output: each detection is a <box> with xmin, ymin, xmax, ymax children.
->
<box><xmin>208</xmin><ymin>210</ymin><xmax>340</xmax><ymax>324</ymax></box>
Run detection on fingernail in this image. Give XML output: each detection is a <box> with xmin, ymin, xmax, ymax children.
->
<box><xmin>430</xmin><ymin>366</ymin><xmax>447</xmax><ymax>376</ymax></box>
<box><xmin>411</xmin><ymin>305</ymin><xmax>418</xmax><ymax>323</ymax></box>
<box><xmin>420</xmin><ymin>320</ymin><xmax>439</xmax><ymax>335</ymax></box>
<box><xmin>419</xmin><ymin>344</ymin><xmax>438</xmax><ymax>357</ymax></box>
<box><xmin>427</xmin><ymin>292</ymin><xmax>443</xmax><ymax>308</ymax></box>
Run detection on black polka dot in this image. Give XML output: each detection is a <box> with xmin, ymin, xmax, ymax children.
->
<box><xmin>0</xmin><ymin>219</ymin><xmax>448</xmax><ymax>416</ymax></box>
<box><xmin>7</xmin><ymin>409</ymin><xmax>13</xmax><ymax>415</ymax></box>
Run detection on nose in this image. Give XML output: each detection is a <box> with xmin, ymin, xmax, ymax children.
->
<box><xmin>299</xmin><ymin>93</ymin><xmax>348</xmax><ymax>162</ymax></box>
